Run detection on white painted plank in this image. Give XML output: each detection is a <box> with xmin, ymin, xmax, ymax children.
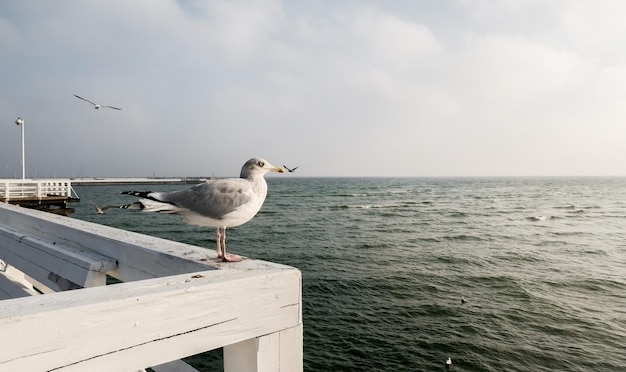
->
<box><xmin>0</xmin><ymin>203</ymin><xmax>289</xmax><ymax>283</ymax></box>
<box><xmin>0</xmin><ymin>224</ymin><xmax>116</xmax><ymax>290</ymax></box>
<box><xmin>223</xmin><ymin>325</ymin><xmax>304</xmax><ymax>372</ymax></box>
<box><xmin>0</xmin><ymin>222</ymin><xmax>117</xmax><ymax>273</ymax></box>
<box><xmin>258</xmin><ymin>332</ymin><xmax>281</xmax><ymax>372</ymax></box>
<box><xmin>0</xmin><ymin>268</ymin><xmax>301</xmax><ymax>372</ymax></box>
<box><xmin>0</xmin><ymin>262</ymin><xmax>39</xmax><ymax>299</ymax></box>
<box><xmin>279</xmin><ymin>324</ymin><xmax>304</xmax><ymax>372</ymax></box>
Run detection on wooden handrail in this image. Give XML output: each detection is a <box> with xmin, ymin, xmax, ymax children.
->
<box><xmin>0</xmin><ymin>202</ymin><xmax>302</xmax><ymax>371</ymax></box>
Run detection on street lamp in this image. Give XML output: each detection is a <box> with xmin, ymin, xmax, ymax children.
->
<box><xmin>15</xmin><ymin>117</ymin><xmax>25</xmax><ymax>179</ymax></box>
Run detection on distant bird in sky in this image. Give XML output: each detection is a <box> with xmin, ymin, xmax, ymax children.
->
<box><xmin>120</xmin><ymin>158</ymin><xmax>285</xmax><ymax>262</ymax></box>
<box><xmin>73</xmin><ymin>94</ymin><xmax>122</xmax><ymax>110</ymax></box>
<box><xmin>284</xmin><ymin>165</ymin><xmax>298</xmax><ymax>173</ymax></box>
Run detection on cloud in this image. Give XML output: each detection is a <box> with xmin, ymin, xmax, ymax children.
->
<box><xmin>562</xmin><ymin>0</ymin><xmax>626</xmax><ymax>62</ymax></box>
<box><xmin>1</xmin><ymin>1</ymin><xmax>626</xmax><ymax>177</ymax></box>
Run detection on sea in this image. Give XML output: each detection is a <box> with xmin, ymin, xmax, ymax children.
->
<box><xmin>71</xmin><ymin>177</ymin><xmax>626</xmax><ymax>372</ymax></box>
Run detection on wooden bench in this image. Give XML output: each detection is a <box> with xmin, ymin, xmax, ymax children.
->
<box><xmin>0</xmin><ymin>224</ymin><xmax>117</xmax><ymax>293</ymax></box>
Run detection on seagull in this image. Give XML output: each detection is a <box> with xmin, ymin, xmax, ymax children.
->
<box><xmin>120</xmin><ymin>158</ymin><xmax>285</xmax><ymax>262</ymax></box>
<box><xmin>446</xmin><ymin>357</ymin><xmax>452</xmax><ymax>369</ymax></box>
<box><xmin>90</xmin><ymin>201</ymin><xmax>120</xmax><ymax>215</ymax></box>
<box><xmin>283</xmin><ymin>165</ymin><xmax>298</xmax><ymax>173</ymax></box>
<box><xmin>74</xmin><ymin>94</ymin><xmax>122</xmax><ymax>110</ymax></box>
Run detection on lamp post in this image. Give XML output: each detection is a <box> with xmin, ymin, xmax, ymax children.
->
<box><xmin>15</xmin><ymin>117</ymin><xmax>25</xmax><ymax>179</ymax></box>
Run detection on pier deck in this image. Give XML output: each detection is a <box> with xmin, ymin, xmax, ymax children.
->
<box><xmin>0</xmin><ymin>202</ymin><xmax>302</xmax><ymax>371</ymax></box>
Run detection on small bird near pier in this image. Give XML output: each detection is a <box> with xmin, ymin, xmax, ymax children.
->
<box><xmin>90</xmin><ymin>201</ymin><xmax>120</xmax><ymax>215</ymax></box>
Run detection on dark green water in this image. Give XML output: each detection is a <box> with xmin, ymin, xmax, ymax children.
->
<box><xmin>72</xmin><ymin>177</ymin><xmax>626</xmax><ymax>371</ymax></box>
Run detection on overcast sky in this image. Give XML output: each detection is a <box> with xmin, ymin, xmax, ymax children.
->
<box><xmin>1</xmin><ymin>1</ymin><xmax>625</xmax><ymax>178</ymax></box>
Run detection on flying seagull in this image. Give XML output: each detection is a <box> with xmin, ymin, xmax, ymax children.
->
<box><xmin>120</xmin><ymin>158</ymin><xmax>285</xmax><ymax>262</ymax></box>
<box><xmin>283</xmin><ymin>165</ymin><xmax>298</xmax><ymax>173</ymax></box>
<box><xmin>90</xmin><ymin>201</ymin><xmax>120</xmax><ymax>215</ymax></box>
<box><xmin>74</xmin><ymin>94</ymin><xmax>122</xmax><ymax>110</ymax></box>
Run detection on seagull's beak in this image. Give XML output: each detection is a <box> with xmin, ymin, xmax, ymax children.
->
<box><xmin>273</xmin><ymin>166</ymin><xmax>286</xmax><ymax>173</ymax></box>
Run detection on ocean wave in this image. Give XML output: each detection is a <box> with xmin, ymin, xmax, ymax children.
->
<box><xmin>566</xmin><ymin>209</ymin><xmax>585</xmax><ymax>214</ymax></box>
<box><xmin>326</xmin><ymin>204</ymin><xmax>399</xmax><ymax>210</ymax></box>
<box><xmin>441</xmin><ymin>234</ymin><xmax>489</xmax><ymax>242</ymax></box>
<box><xmin>554</xmin><ymin>204</ymin><xmax>577</xmax><ymax>209</ymax></box>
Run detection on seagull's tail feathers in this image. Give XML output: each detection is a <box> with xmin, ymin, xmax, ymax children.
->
<box><xmin>119</xmin><ymin>199</ymin><xmax>180</xmax><ymax>213</ymax></box>
<box><xmin>121</xmin><ymin>191</ymin><xmax>182</xmax><ymax>214</ymax></box>
<box><xmin>119</xmin><ymin>202</ymin><xmax>144</xmax><ymax>210</ymax></box>
<box><xmin>136</xmin><ymin>199</ymin><xmax>182</xmax><ymax>213</ymax></box>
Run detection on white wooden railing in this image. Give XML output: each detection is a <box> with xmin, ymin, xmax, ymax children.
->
<box><xmin>0</xmin><ymin>202</ymin><xmax>302</xmax><ymax>372</ymax></box>
<box><xmin>0</xmin><ymin>179</ymin><xmax>78</xmax><ymax>200</ymax></box>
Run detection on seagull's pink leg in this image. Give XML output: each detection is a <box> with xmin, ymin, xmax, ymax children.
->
<box><xmin>215</xmin><ymin>228</ymin><xmax>225</xmax><ymax>259</ymax></box>
<box><xmin>219</xmin><ymin>227</ymin><xmax>243</xmax><ymax>262</ymax></box>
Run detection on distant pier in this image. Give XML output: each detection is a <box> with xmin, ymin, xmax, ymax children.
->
<box><xmin>0</xmin><ymin>179</ymin><xmax>79</xmax><ymax>214</ymax></box>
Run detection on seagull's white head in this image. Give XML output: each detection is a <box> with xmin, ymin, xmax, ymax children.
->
<box><xmin>240</xmin><ymin>158</ymin><xmax>285</xmax><ymax>179</ymax></box>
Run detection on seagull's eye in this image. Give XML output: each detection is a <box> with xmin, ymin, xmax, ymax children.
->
<box><xmin>258</xmin><ymin>161</ymin><xmax>265</xmax><ymax>167</ymax></box>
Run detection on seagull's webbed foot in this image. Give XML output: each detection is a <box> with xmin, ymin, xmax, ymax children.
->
<box><xmin>222</xmin><ymin>253</ymin><xmax>244</xmax><ymax>262</ymax></box>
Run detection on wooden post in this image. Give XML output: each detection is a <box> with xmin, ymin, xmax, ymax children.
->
<box><xmin>224</xmin><ymin>324</ymin><xmax>303</xmax><ymax>372</ymax></box>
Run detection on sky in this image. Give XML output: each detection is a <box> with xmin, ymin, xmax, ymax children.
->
<box><xmin>1</xmin><ymin>0</ymin><xmax>626</xmax><ymax>178</ymax></box>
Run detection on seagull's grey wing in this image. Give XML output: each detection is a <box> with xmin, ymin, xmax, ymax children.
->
<box><xmin>158</xmin><ymin>179</ymin><xmax>253</xmax><ymax>219</ymax></box>
<box><xmin>103</xmin><ymin>105</ymin><xmax>122</xmax><ymax>110</ymax></box>
<box><xmin>74</xmin><ymin>94</ymin><xmax>96</xmax><ymax>106</ymax></box>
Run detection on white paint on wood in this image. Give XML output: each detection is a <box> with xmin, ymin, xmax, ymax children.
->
<box><xmin>0</xmin><ymin>224</ymin><xmax>117</xmax><ymax>290</ymax></box>
<box><xmin>0</xmin><ymin>260</ymin><xmax>39</xmax><ymax>299</ymax></box>
<box><xmin>0</xmin><ymin>269</ymin><xmax>301</xmax><ymax>371</ymax></box>
<box><xmin>0</xmin><ymin>179</ymin><xmax>76</xmax><ymax>200</ymax></box>
<box><xmin>0</xmin><ymin>202</ymin><xmax>290</xmax><ymax>281</ymax></box>
<box><xmin>224</xmin><ymin>325</ymin><xmax>304</xmax><ymax>372</ymax></box>
<box><xmin>279</xmin><ymin>324</ymin><xmax>304</xmax><ymax>371</ymax></box>
<box><xmin>0</xmin><ymin>202</ymin><xmax>303</xmax><ymax>371</ymax></box>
